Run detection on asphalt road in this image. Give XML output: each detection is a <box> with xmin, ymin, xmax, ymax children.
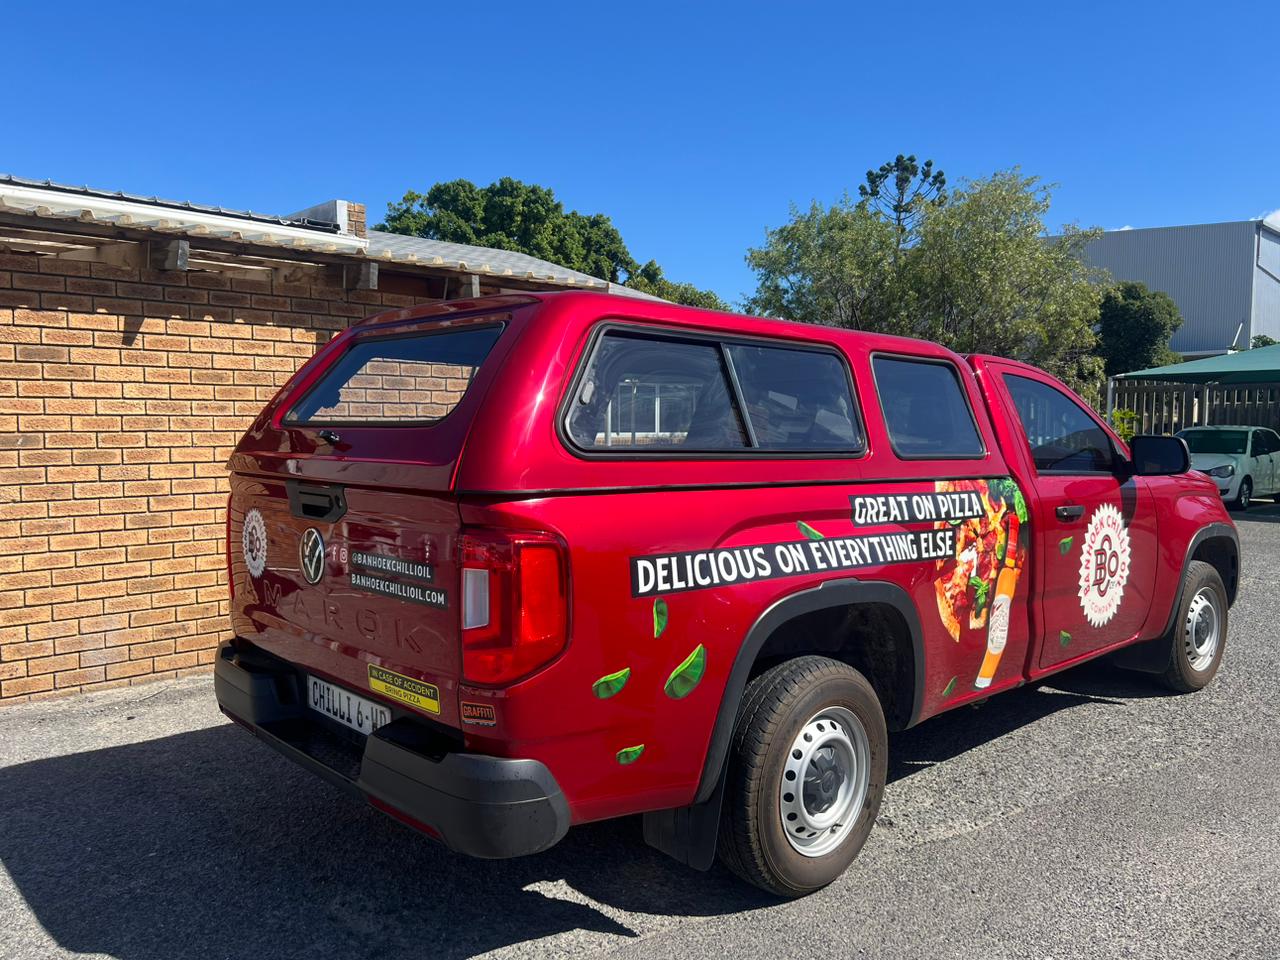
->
<box><xmin>4</xmin><ymin>513</ymin><xmax>1280</xmax><ymax>960</ymax></box>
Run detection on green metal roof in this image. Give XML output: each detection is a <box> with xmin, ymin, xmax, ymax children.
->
<box><xmin>1118</xmin><ymin>344</ymin><xmax>1280</xmax><ymax>384</ymax></box>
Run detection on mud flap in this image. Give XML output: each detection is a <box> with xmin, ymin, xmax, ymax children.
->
<box><xmin>1109</xmin><ymin>633</ymin><xmax>1173</xmax><ymax>674</ymax></box>
<box><xmin>641</xmin><ymin>762</ymin><xmax>728</xmax><ymax>871</ymax></box>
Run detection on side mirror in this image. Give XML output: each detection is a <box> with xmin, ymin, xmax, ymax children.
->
<box><xmin>1129</xmin><ymin>434</ymin><xmax>1190</xmax><ymax>476</ymax></box>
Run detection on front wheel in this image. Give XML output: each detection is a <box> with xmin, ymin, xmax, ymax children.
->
<box><xmin>1160</xmin><ymin>560</ymin><xmax>1228</xmax><ymax>692</ymax></box>
<box><xmin>717</xmin><ymin>656</ymin><xmax>887</xmax><ymax>897</ymax></box>
<box><xmin>1232</xmin><ymin>477</ymin><xmax>1252</xmax><ymax>511</ymax></box>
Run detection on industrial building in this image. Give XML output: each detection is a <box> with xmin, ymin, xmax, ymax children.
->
<box><xmin>1080</xmin><ymin>218</ymin><xmax>1280</xmax><ymax>357</ymax></box>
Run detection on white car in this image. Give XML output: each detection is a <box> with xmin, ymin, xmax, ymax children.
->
<box><xmin>1176</xmin><ymin>425</ymin><xmax>1280</xmax><ymax>510</ymax></box>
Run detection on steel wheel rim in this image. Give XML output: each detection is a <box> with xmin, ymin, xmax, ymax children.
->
<box><xmin>779</xmin><ymin>705</ymin><xmax>870</xmax><ymax>858</ymax></box>
<box><xmin>1184</xmin><ymin>587</ymin><xmax>1220</xmax><ymax>672</ymax></box>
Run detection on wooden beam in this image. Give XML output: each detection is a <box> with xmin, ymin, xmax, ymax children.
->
<box><xmin>54</xmin><ymin>240</ymin><xmax>146</xmax><ymax>268</ymax></box>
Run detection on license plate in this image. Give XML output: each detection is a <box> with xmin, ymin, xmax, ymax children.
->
<box><xmin>307</xmin><ymin>675</ymin><xmax>390</xmax><ymax>736</ymax></box>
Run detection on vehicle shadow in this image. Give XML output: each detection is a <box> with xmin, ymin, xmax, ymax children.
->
<box><xmin>2</xmin><ymin>660</ymin><xmax>1148</xmax><ymax>960</ymax></box>
<box><xmin>887</xmin><ymin>658</ymin><xmax>1135</xmax><ymax>783</ymax></box>
<box><xmin>1232</xmin><ymin>502</ymin><xmax>1280</xmax><ymax>524</ymax></box>
<box><xmin>0</xmin><ymin>724</ymin><xmax>770</xmax><ymax>960</ymax></box>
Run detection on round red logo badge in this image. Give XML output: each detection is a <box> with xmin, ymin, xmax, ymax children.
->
<box><xmin>1077</xmin><ymin>503</ymin><xmax>1130</xmax><ymax>627</ymax></box>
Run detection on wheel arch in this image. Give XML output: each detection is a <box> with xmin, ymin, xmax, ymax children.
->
<box><xmin>693</xmin><ymin>578</ymin><xmax>923</xmax><ymax>805</ymax></box>
<box><xmin>1172</xmin><ymin>523</ymin><xmax>1240</xmax><ymax>622</ymax></box>
<box><xmin>643</xmin><ymin>578</ymin><xmax>924</xmax><ymax>870</ymax></box>
<box><xmin>1115</xmin><ymin>521</ymin><xmax>1240</xmax><ymax>675</ymax></box>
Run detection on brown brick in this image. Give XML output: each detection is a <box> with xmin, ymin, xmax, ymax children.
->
<box><xmin>2</xmin><ymin>674</ymin><xmax>54</xmax><ymax>697</ymax></box>
<box><xmin>79</xmin><ymin>646</ymin><xmax>128</xmax><ymax>667</ymax></box>
<box><xmin>106</xmin><ymin>658</ymin><xmax>153</xmax><ymax>680</ymax></box>
<box><xmin>56</xmin><ymin>666</ymin><xmax>106</xmax><ymax>687</ymax></box>
<box><xmin>26</xmin><ymin>652</ymin><xmax>80</xmax><ymax>676</ymax></box>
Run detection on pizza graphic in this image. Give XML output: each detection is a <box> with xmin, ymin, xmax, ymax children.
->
<box><xmin>934</xmin><ymin>478</ymin><xmax>1027</xmax><ymax>642</ymax></box>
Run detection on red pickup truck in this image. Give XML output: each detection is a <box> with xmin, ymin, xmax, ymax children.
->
<box><xmin>216</xmin><ymin>292</ymin><xmax>1238</xmax><ymax>896</ymax></box>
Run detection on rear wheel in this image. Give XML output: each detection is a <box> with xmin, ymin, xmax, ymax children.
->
<box><xmin>717</xmin><ymin>656</ymin><xmax>887</xmax><ymax>897</ymax></box>
<box><xmin>1160</xmin><ymin>560</ymin><xmax>1228</xmax><ymax>692</ymax></box>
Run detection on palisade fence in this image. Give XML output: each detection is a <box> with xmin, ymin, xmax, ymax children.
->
<box><xmin>1110</xmin><ymin>380</ymin><xmax>1280</xmax><ymax>434</ymax></box>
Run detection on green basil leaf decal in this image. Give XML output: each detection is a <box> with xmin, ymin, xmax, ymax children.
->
<box><xmin>797</xmin><ymin>521</ymin><xmax>825</xmax><ymax>541</ymax></box>
<box><xmin>616</xmin><ymin>744</ymin><xmax>645</xmax><ymax>765</ymax></box>
<box><xmin>592</xmin><ymin>667</ymin><xmax>631</xmax><ymax>699</ymax></box>
<box><xmin>1059</xmin><ymin>630</ymin><xmax>1072</xmax><ymax>648</ymax></box>
<box><xmin>941</xmin><ymin>675</ymin><xmax>958</xmax><ymax>697</ymax></box>
<box><xmin>653</xmin><ymin>598</ymin><xmax>668</xmax><ymax>639</ymax></box>
<box><xmin>1013</xmin><ymin>489</ymin><xmax>1029</xmax><ymax>523</ymax></box>
<box><xmin>1058</xmin><ymin>535</ymin><xmax>1074</xmax><ymax>555</ymax></box>
<box><xmin>664</xmin><ymin>644</ymin><xmax>707</xmax><ymax>699</ymax></box>
<box><xmin>972</xmin><ymin>578</ymin><xmax>990</xmax><ymax>612</ymax></box>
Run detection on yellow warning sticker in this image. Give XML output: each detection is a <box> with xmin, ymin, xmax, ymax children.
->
<box><xmin>368</xmin><ymin>664</ymin><xmax>441</xmax><ymax>714</ymax></box>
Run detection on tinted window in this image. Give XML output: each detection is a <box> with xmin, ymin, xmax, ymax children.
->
<box><xmin>726</xmin><ymin>344</ymin><xmax>862</xmax><ymax>451</ymax></box>
<box><xmin>1178</xmin><ymin>429</ymin><xmax>1248</xmax><ymax>455</ymax></box>
<box><xmin>286</xmin><ymin>326</ymin><xmax>502</xmax><ymax>425</ymax></box>
<box><xmin>1005</xmin><ymin>374</ymin><xmax>1114</xmax><ymax>472</ymax></box>
<box><xmin>567</xmin><ymin>332</ymin><xmax>748</xmax><ymax>450</ymax></box>
<box><xmin>1251</xmin><ymin>430</ymin><xmax>1270</xmax><ymax>455</ymax></box>
<box><xmin>873</xmin><ymin>357</ymin><xmax>984</xmax><ymax>458</ymax></box>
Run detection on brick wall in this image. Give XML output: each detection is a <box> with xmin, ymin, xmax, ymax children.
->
<box><xmin>311</xmin><ymin>359</ymin><xmax>474</xmax><ymax>421</ymax></box>
<box><xmin>0</xmin><ymin>251</ymin><xmax>448</xmax><ymax>702</ymax></box>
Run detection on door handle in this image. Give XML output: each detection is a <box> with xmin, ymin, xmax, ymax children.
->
<box><xmin>1056</xmin><ymin>504</ymin><xmax>1085</xmax><ymax>522</ymax></box>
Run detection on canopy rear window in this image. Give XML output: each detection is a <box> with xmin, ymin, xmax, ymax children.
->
<box><xmin>285</xmin><ymin>325</ymin><xmax>503</xmax><ymax>426</ymax></box>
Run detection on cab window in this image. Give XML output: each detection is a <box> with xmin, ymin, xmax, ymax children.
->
<box><xmin>1004</xmin><ymin>374</ymin><xmax>1114</xmax><ymax>473</ymax></box>
<box><xmin>872</xmin><ymin>356</ymin><xmax>984</xmax><ymax>458</ymax></box>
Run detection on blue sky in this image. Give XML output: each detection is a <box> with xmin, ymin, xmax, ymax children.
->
<box><xmin>3</xmin><ymin>1</ymin><xmax>1276</xmax><ymax>306</ymax></box>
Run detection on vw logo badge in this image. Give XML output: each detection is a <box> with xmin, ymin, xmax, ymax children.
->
<box><xmin>299</xmin><ymin>528</ymin><xmax>326</xmax><ymax>585</ymax></box>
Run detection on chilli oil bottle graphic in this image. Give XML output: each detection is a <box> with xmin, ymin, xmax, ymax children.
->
<box><xmin>975</xmin><ymin>511</ymin><xmax>1022</xmax><ymax>689</ymax></box>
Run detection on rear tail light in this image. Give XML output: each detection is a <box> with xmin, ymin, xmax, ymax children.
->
<box><xmin>225</xmin><ymin>493</ymin><xmax>234</xmax><ymax>602</ymax></box>
<box><xmin>459</xmin><ymin>530</ymin><xmax>569</xmax><ymax>686</ymax></box>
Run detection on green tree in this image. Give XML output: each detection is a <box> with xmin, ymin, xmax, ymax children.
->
<box><xmin>379</xmin><ymin>177</ymin><xmax>723</xmax><ymax>308</ymax></box>
<box><xmin>744</xmin><ymin>199</ymin><xmax>904</xmax><ymax>330</ymax></box>
<box><xmin>910</xmin><ymin>172</ymin><xmax>1105</xmax><ymax>393</ymax></box>
<box><xmin>626</xmin><ymin>261</ymin><xmax>730</xmax><ymax>311</ymax></box>
<box><xmin>1252</xmin><ymin>334</ymin><xmax>1278</xmax><ymax>349</ymax></box>
<box><xmin>1096</xmin><ymin>281</ymin><xmax>1183</xmax><ymax>377</ymax></box>
<box><xmin>380</xmin><ymin>177</ymin><xmax>634</xmax><ymax>281</ymax></box>
<box><xmin>857</xmin><ymin>154</ymin><xmax>946</xmax><ymax>252</ymax></box>
<box><xmin>746</xmin><ymin>168</ymin><xmax>1107</xmax><ymax>395</ymax></box>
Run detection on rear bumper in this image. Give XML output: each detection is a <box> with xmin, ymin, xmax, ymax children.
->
<box><xmin>213</xmin><ymin>641</ymin><xmax>570</xmax><ymax>859</ymax></box>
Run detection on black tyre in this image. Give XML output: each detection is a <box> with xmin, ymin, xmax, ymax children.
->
<box><xmin>717</xmin><ymin>656</ymin><xmax>887</xmax><ymax>897</ymax></box>
<box><xmin>1232</xmin><ymin>477</ymin><xmax>1252</xmax><ymax>511</ymax></box>
<box><xmin>1159</xmin><ymin>560</ymin><xmax>1228</xmax><ymax>693</ymax></box>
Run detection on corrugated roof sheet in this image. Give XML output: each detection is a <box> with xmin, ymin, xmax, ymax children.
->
<box><xmin>366</xmin><ymin>230</ymin><xmax>608</xmax><ymax>288</ymax></box>
<box><xmin>0</xmin><ymin>173</ymin><xmax>339</xmax><ymax>232</ymax></box>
